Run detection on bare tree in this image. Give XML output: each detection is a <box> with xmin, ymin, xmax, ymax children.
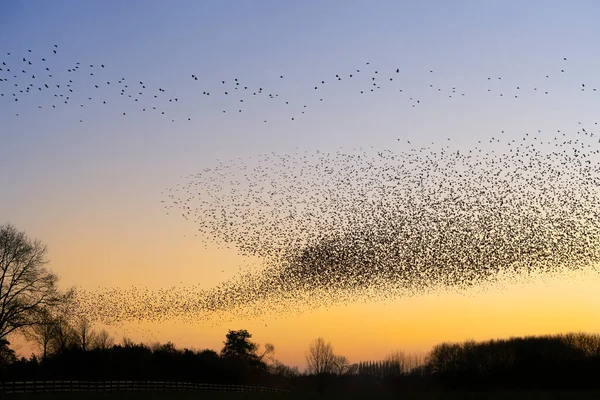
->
<box><xmin>386</xmin><ymin>350</ymin><xmax>426</xmax><ymax>374</ymax></box>
<box><xmin>426</xmin><ymin>342</ymin><xmax>462</xmax><ymax>374</ymax></box>
<box><xmin>346</xmin><ymin>363</ymin><xmax>359</xmax><ymax>375</ymax></box>
<box><xmin>23</xmin><ymin>289</ymin><xmax>78</xmax><ymax>359</ymax></box>
<box><xmin>74</xmin><ymin>316</ymin><xmax>96</xmax><ymax>351</ymax></box>
<box><xmin>22</xmin><ymin>308</ymin><xmax>56</xmax><ymax>360</ymax></box>
<box><xmin>122</xmin><ymin>336</ymin><xmax>135</xmax><ymax>348</ymax></box>
<box><xmin>0</xmin><ymin>224</ymin><xmax>64</xmax><ymax>339</ymax></box>
<box><xmin>49</xmin><ymin>316</ymin><xmax>77</xmax><ymax>355</ymax></box>
<box><xmin>268</xmin><ymin>360</ymin><xmax>300</xmax><ymax>377</ymax></box>
<box><xmin>92</xmin><ymin>329</ymin><xmax>114</xmax><ymax>350</ymax></box>
<box><xmin>152</xmin><ymin>341</ymin><xmax>177</xmax><ymax>353</ymax></box>
<box><xmin>257</xmin><ymin>342</ymin><xmax>275</xmax><ymax>363</ymax></box>
<box><xmin>332</xmin><ymin>354</ymin><xmax>351</xmax><ymax>375</ymax></box>
<box><xmin>306</xmin><ymin>337</ymin><xmax>335</xmax><ymax>374</ymax></box>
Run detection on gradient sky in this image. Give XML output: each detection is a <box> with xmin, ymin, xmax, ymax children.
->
<box><xmin>2</xmin><ymin>0</ymin><xmax>600</xmax><ymax>367</ymax></box>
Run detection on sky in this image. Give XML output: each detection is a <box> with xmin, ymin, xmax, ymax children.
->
<box><xmin>2</xmin><ymin>0</ymin><xmax>600</xmax><ymax>368</ymax></box>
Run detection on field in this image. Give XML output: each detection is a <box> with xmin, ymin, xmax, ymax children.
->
<box><xmin>4</xmin><ymin>390</ymin><xmax>600</xmax><ymax>400</ymax></box>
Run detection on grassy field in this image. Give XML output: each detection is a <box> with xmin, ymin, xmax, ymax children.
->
<box><xmin>4</xmin><ymin>390</ymin><xmax>600</xmax><ymax>400</ymax></box>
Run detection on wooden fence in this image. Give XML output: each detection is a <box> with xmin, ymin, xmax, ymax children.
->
<box><xmin>0</xmin><ymin>380</ymin><xmax>290</xmax><ymax>394</ymax></box>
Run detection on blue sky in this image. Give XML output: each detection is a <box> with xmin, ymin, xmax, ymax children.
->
<box><xmin>2</xmin><ymin>0</ymin><xmax>600</xmax><ymax>277</ymax></box>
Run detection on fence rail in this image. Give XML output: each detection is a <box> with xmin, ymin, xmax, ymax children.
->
<box><xmin>0</xmin><ymin>380</ymin><xmax>289</xmax><ymax>394</ymax></box>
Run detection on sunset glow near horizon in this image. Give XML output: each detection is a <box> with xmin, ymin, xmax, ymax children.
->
<box><xmin>2</xmin><ymin>1</ymin><xmax>600</xmax><ymax>368</ymax></box>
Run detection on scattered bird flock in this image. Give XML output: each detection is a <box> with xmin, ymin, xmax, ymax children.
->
<box><xmin>78</xmin><ymin>123</ymin><xmax>600</xmax><ymax>325</ymax></box>
<box><xmin>5</xmin><ymin>45</ymin><xmax>599</xmax><ymax>325</ymax></box>
<box><xmin>2</xmin><ymin>46</ymin><xmax>595</xmax><ymax>125</ymax></box>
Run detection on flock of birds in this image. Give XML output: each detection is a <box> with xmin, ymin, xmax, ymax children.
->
<box><xmin>2</xmin><ymin>45</ymin><xmax>596</xmax><ymax>125</ymax></box>
<box><xmin>6</xmin><ymin>45</ymin><xmax>599</xmax><ymax>326</ymax></box>
<box><xmin>75</xmin><ymin>120</ymin><xmax>600</xmax><ymax>325</ymax></box>
<box><xmin>1</xmin><ymin>45</ymin><xmax>182</xmax><ymax>122</ymax></box>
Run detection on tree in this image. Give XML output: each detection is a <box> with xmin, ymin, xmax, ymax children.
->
<box><xmin>49</xmin><ymin>316</ymin><xmax>77</xmax><ymax>355</ymax></box>
<box><xmin>268</xmin><ymin>360</ymin><xmax>300</xmax><ymax>377</ymax></box>
<box><xmin>122</xmin><ymin>336</ymin><xmax>135</xmax><ymax>348</ymax></box>
<box><xmin>257</xmin><ymin>342</ymin><xmax>275</xmax><ymax>363</ymax></box>
<box><xmin>346</xmin><ymin>363</ymin><xmax>359</xmax><ymax>375</ymax></box>
<box><xmin>152</xmin><ymin>341</ymin><xmax>177</xmax><ymax>353</ymax></box>
<box><xmin>306</xmin><ymin>337</ymin><xmax>335</xmax><ymax>374</ymax></box>
<box><xmin>385</xmin><ymin>350</ymin><xmax>425</xmax><ymax>375</ymax></box>
<box><xmin>0</xmin><ymin>224</ymin><xmax>64</xmax><ymax>339</ymax></box>
<box><xmin>332</xmin><ymin>354</ymin><xmax>351</xmax><ymax>375</ymax></box>
<box><xmin>23</xmin><ymin>308</ymin><xmax>56</xmax><ymax>360</ymax></box>
<box><xmin>426</xmin><ymin>342</ymin><xmax>462</xmax><ymax>374</ymax></box>
<box><xmin>74</xmin><ymin>316</ymin><xmax>96</xmax><ymax>351</ymax></box>
<box><xmin>93</xmin><ymin>329</ymin><xmax>114</xmax><ymax>350</ymax></box>
<box><xmin>220</xmin><ymin>329</ymin><xmax>258</xmax><ymax>361</ymax></box>
<box><xmin>0</xmin><ymin>338</ymin><xmax>17</xmax><ymax>366</ymax></box>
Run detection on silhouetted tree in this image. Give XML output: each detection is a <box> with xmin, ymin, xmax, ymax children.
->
<box><xmin>221</xmin><ymin>329</ymin><xmax>258</xmax><ymax>362</ymax></box>
<box><xmin>257</xmin><ymin>342</ymin><xmax>275</xmax><ymax>363</ymax></box>
<box><xmin>152</xmin><ymin>341</ymin><xmax>177</xmax><ymax>353</ymax></box>
<box><xmin>306</xmin><ymin>337</ymin><xmax>335</xmax><ymax>374</ymax></box>
<box><xmin>23</xmin><ymin>308</ymin><xmax>56</xmax><ymax>360</ymax></box>
<box><xmin>346</xmin><ymin>363</ymin><xmax>359</xmax><ymax>375</ymax></box>
<box><xmin>0</xmin><ymin>224</ymin><xmax>66</xmax><ymax>339</ymax></box>
<box><xmin>74</xmin><ymin>316</ymin><xmax>96</xmax><ymax>351</ymax></box>
<box><xmin>269</xmin><ymin>360</ymin><xmax>300</xmax><ymax>378</ymax></box>
<box><xmin>49</xmin><ymin>316</ymin><xmax>77</xmax><ymax>355</ymax></box>
<box><xmin>332</xmin><ymin>354</ymin><xmax>350</xmax><ymax>375</ymax></box>
<box><xmin>122</xmin><ymin>336</ymin><xmax>135</xmax><ymax>347</ymax></box>
<box><xmin>0</xmin><ymin>338</ymin><xmax>17</xmax><ymax>366</ymax></box>
<box><xmin>92</xmin><ymin>329</ymin><xmax>114</xmax><ymax>350</ymax></box>
<box><xmin>383</xmin><ymin>350</ymin><xmax>426</xmax><ymax>376</ymax></box>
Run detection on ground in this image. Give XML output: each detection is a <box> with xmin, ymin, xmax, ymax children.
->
<box><xmin>3</xmin><ymin>390</ymin><xmax>600</xmax><ymax>400</ymax></box>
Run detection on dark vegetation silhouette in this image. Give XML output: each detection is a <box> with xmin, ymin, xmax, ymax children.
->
<box><xmin>1</xmin><ymin>329</ymin><xmax>291</xmax><ymax>387</ymax></box>
<box><xmin>425</xmin><ymin>333</ymin><xmax>600</xmax><ymax>390</ymax></box>
<box><xmin>3</xmin><ymin>331</ymin><xmax>600</xmax><ymax>393</ymax></box>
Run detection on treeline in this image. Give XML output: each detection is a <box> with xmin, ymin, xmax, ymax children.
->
<box><xmin>426</xmin><ymin>332</ymin><xmax>600</xmax><ymax>390</ymax></box>
<box><xmin>348</xmin><ymin>333</ymin><xmax>600</xmax><ymax>392</ymax></box>
<box><xmin>4</xmin><ymin>332</ymin><xmax>600</xmax><ymax>392</ymax></box>
<box><xmin>2</xmin><ymin>342</ymin><xmax>287</xmax><ymax>387</ymax></box>
<box><xmin>1</xmin><ymin>329</ymin><xmax>297</xmax><ymax>389</ymax></box>
<box><xmin>357</xmin><ymin>350</ymin><xmax>426</xmax><ymax>379</ymax></box>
